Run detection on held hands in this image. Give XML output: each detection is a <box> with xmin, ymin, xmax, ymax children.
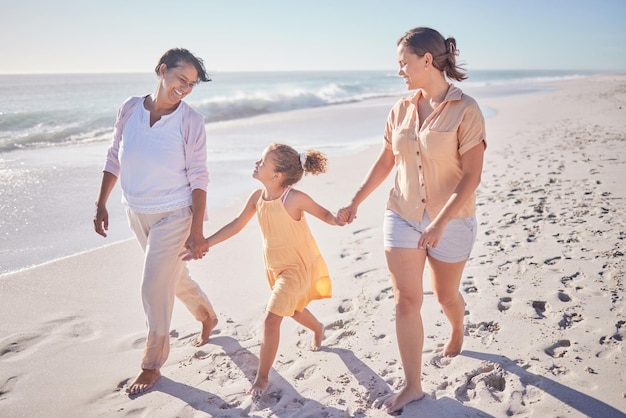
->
<box><xmin>337</xmin><ymin>205</ymin><xmax>357</xmax><ymax>225</ymax></box>
<box><xmin>180</xmin><ymin>234</ymin><xmax>210</xmax><ymax>261</ymax></box>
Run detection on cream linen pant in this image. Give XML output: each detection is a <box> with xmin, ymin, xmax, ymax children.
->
<box><xmin>126</xmin><ymin>206</ymin><xmax>217</xmax><ymax>370</ymax></box>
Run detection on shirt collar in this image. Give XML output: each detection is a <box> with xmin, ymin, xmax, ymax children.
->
<box><xmin>411</xmin><ymin>83</ymin><xmax>463</xmax><ymax>104</ymax></box>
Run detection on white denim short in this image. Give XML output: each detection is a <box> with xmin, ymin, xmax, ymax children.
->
<box><xmin>383</xmin><ymin>209</ymin><xmax>477</xmax><ymax>263</ymax></box>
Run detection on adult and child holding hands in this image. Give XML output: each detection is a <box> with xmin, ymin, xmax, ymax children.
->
<box><xmin>93</xmin><ymin>26</ymin><xmax>486</xmax><ymax>414</ymax></box>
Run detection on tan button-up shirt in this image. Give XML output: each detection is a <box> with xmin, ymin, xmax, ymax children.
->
<box><xmin>384</xmin><ymin>84</ymin><xmax>486</xmax><ymax>221</ymax></box>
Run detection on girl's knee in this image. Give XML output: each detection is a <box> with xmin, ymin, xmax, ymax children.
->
<box><xmin>264</xmin><ymin>312</ymin><xmax>283</xmax><ymax>328</ymax></box>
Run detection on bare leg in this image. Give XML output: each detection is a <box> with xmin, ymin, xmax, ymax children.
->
<box><xmin>375</xmin><ymin>247</ymin><xmax>427</xmax><ymax>413</ymax></box>
<box><xmin>428</xmin><ymin>256</ymin><xmax>467</xmax><ymax>357</ymax></box>
<box><xmin>126</xmin><ymin>369</ymin><xmax>161</xmax><ymax>395</ymax></box>
<box><xmin>249</xmin><ymin>312</ymin><xmax>283</xmax><ymax>397</ymax></box>
<box><xmin>192</xmin><ymin>316</ymin><xmax>219</xmax><ymax>347</ymax></box>
<box><xmin>292</xmin><ymin>308</ymin><xmax>324</xmax><ymax>351</ymax></box>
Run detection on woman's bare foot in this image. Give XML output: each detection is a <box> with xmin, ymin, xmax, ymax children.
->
<box><xmin>192</xmin><ymin>316</ymin><xmax>218</xmax><ymax>347</ymax></box>
<box><xmin>375</xmin><ymin>386</ymin><xmax>425</xmax><ymax>414</ymax></box>
<box><xmin>126</xmin><ymin>369</ymin><xmax>160</xmax><ymax>395</ymax></box>
<box><xmin>443</xmin><ymin>329</ymin><xmax>464</xmax><ymax>357</ymax></box>
<box><xmin>247</xmin><ymin>376</ymin><xmax>270</xmax><ymax>398</ymax></box>
<box><xmin>312</xmin><ymin>321</ymin><xmax>324</xmax><ymax>351</ymax></box>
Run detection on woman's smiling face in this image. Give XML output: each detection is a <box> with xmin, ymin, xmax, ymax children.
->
<box><xmin>397</xmin><ymin>44</ymin><xmax>426</xmax><ymax>90</ymax></box>
<box><xmin>160</xmin><ymin>62</ymin><xmax>198</xmax><ymax>104</ymax></box>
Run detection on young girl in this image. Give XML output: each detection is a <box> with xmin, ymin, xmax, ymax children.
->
<box><xmin>186</xmin><ymin>143</ymin><xmax>341</xmax><ymax>397</ymax></box>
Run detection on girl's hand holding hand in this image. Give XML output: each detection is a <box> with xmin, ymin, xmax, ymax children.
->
<box><xmin>337</xmin><ymin>206</ymin><xmax>357</xmax><ymax>224</ymax></box>
<box><xmin>182</xmin><ymin>235</ymin><xmax>209</xmax><ymax>261</ymax></box>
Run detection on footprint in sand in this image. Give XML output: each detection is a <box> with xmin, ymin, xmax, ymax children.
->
<box><xmin>45</xmin><ymin>316</ymin><xmax>101</xmax><ymax>340</ymax></box>
<box><xmin>338</xmin><ymin>299</ymin><xmax>353</xmax><ymax>313</ymax></box>
<box><xmin>466</xmin><ymin>321</ymin><xmax>500</xmax><ymax>346</ymax></box>
<box><xmin>375</xmin><ymin>286</ymin><xmax>393</xmax><ymax>301</ymax></box>
<box><xmin>544</xmin><ymin>339</ymin><xmax>571</xmax><ymax>358</ymax></box>
<box><xmin>0</xmin><ymin>376</ymin><xmax>18</xmax><ymax>400</ymax></box>
<box><xmin>455</xmin><ymin>363</ymin><xmax>506</xmax><ymax>402</ymax></box>
<box><xmin>498</xmin><ymin>297</ymin><xmax>512</xmax><ymax>312</ymax></box>
<box><xmin>251</xmin><ymin>389</ymin><xmax>283</xmax><ymax>411</ymax></box>
<box><xmin>557</xmin><ymin>290</ymin><xmax>572</xmax><ymax>302</ymax></box>
<box><xmin>1</xmin><ymin>316</ymin><xmax>100</xmax><ymax>361</ymax></box>
<box><xmin>544</xmin><ymin>256</ymin><xmax>562</xmax><ymax>265</ymax></box>
<box><xmin>531</xmin><ymin>300</ymin><xmax>547</xmax><ymax>319</ymax></box>
<box><xmin>560</xmin><ymin>271</ymin><xmax>581</xmax><ymax>288</ymax></box>
<box><xmin>294</xmin><ymin>365</ymin><xmax>317</xmax><ymax>381</ymax></box>
<box><xmin>354</xmin><ymin>268</ymin><xmax>378</xmax><ymax>279</ymax></box>
<box><xmin>429</xmin><ymin>354</ymin><xmax>453</xmax><ymax>369</ymax></box>
<box><xmin>325</xmin><ymin>319</ymin><xmax>349</xmax><ymax>331</ymax></box>
<box><xmin>462</xmin><ymin>277</ymin><xmax>478</xmax><ymax>294</ymax></box>
<box><xmin>0</xmin><ymin>333</ymin><xmax>45</xmax><ymax>360</ymax></box>
<box><xmin>596</xmin><ymin>322</ymin><xmax>625</xmax><ymax>359</ymax></box>
<box><xmin>558</xmin><ymin>312</ymin><xmax>583</xmax><ymax>329</ymax></box>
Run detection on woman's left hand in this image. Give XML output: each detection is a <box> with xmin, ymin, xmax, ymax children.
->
<box><xmin>418</xmin><ymin>221</ymin><xmax>445</xmax><ymax>250</ymax></box>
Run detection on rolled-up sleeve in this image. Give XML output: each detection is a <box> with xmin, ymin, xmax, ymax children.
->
<box><xmin>458</xmin><ymin>100</ymin><xmax>487</xmax><ymax>155</ymax></box>
<box><xmin>183</xmin><ymin>108</ymin><xmax>209</xmax><ymax>192</ymax></box>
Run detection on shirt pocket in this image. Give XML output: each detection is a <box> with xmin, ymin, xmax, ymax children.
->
<box><xmin>420</xmin><ymin>130</ymin><xmax>458</xmax><ymax>160</ymax></box>
<box><xmin>391</xmin><ymin>126</ymin><xmax>417</xmax><ymax>156</ymax></box>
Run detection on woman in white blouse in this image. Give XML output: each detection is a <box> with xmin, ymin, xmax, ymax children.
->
<box><xmin>93</xmin><ymin>48</ymin><xmax>218</xmax><ymax>395</ymax></box>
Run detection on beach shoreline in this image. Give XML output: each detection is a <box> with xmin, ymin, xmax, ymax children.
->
<box><xmin>1</xmin><ymin>73</ymin><xmax>625</xmax><ymax>417</ymax></box>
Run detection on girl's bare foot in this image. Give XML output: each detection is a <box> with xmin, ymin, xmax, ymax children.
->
<box><xmin>443</xmin><ymin>329</ymin><xmax>463</xmax><ymax>357</ymax></box>
<box><xmin>248</xmin><ymin>376</ymin><xmax>270</xmax><ymax>398</ymax></box>
<box><xmin>126</xmin><ymin>369</ymin><xmax>160</xmax><ymax>395</ymax></box>
<box><xmin>374</xmin><ymin>386</ymin><xmax>425</xmax><ymax>414</ymax></box>
<box><xmin>192</xmin><ymin>316</ymin><xmax>218</xmax><ymax>347</ymax></box>
<box><xmin>311</xmin><ymin>321</ymin><xmax>324</xmax><ymax>351</ymax></box>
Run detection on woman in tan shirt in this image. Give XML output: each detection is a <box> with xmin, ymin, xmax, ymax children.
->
<box><xmin>338</xmin><ymin>27</ymin><xmax>486</xmax><ymax>413</ymax></box>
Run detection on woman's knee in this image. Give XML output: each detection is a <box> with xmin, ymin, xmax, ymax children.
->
<box><xmin>394</xmin><ymin>291</ymin><xmax>423</xmax><ymax>315</ymax></box>
<box><xmin>433</xmin><ymin>288</ymin><xmax>463</xmax><ymax>307</ymax></box>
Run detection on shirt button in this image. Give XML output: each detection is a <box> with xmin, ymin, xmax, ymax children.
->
<box><xmin>421</xmin><ymin>198</ymin><xmax>426</xmax><ymax>203</ymax></box>
<box><xmin>416</xmin><ymin>151</ymin><xmax>420</xmax><ymax>155</ymax></box>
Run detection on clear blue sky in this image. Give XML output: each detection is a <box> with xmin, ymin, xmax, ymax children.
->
<box><xmin>1</xmin><ymin>0</ymin><xmax>624</xmax><ymax>74</ymax></box>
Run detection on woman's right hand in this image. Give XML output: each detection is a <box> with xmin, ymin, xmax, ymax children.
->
<box><xmin>93</xmin><ymin>205</ymin><xmax>109</xmax><ymax>237</ymax></box>
<box><xmin>337</xmin><ymin>204</ymin><xmax>358</xmax><ymax>224</ymax></box>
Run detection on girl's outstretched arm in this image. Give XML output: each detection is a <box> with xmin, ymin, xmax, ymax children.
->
<box><xmin>181</xmin><ymin>189</ymin><xmax>260</xmax><ymax>261</ymax></box>
<box><xmin>207</xmin><ymin>189</ymin><xmax>261</xmax><ymax>247</ymax></box>
<box><xmin>285</xmin><ymin>189</ymin><xmax>342</xmax><ymax>226</ymax></box>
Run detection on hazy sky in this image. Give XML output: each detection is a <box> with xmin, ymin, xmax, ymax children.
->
<box><xmin>1</xmin><ymin>0</ymin><xmax>625</xmax><ymax>74</ymax></box>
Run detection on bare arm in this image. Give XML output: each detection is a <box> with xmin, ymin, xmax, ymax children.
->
<box><xmin>206</xmin><ymin>189</ymin><xmax>260</xmax><ymax>247</ymax></box>
<box><xmin>285</xmin><ymin>189</ymin><xmax>340</xmax><ymax>226</ymax></box>
<box><xmin>93</xmin><ymin>171</ymin><xmax>118</xmax><ymax>237</ymax></box>
<box><xmin>184</xmin><ymin>188</ymin><xmax>209</xmax><ymax>260</ymax></box>
<box><xmin>339</xmin><ymin>144</ymin><xmax>395</xmax><ymax>223</ymax></box>
<box><xmin>418</xmin><ymin>142</ymin><xmax>485</xmax><ymax>249</ymax></box>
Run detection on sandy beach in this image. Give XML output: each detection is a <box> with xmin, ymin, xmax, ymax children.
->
<box><xmin>1</xmin><ymin>74</ymin><xmax>625</xmax><ymax>417</ymax></box>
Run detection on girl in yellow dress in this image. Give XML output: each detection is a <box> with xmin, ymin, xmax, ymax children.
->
<box><xmin>187</xmin><ymin>143</ymin><xmax>342</xmax><ymax>397</ymax></box>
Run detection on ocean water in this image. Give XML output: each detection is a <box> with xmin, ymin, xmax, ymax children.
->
<box><xmin>0</xmin><ymin>69</ymin><xmax>595</xmax><ymax>153</ymax></box>
<box><xmin>0</xmin><ymin>69</ymin><xmax>600</xmax><ymax>275</ymax></box>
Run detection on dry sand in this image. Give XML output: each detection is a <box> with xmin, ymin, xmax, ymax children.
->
<box><xmin>1</xmin><ymin>74</ymin><xmax>624</xmax><ymax>417</ymax></box>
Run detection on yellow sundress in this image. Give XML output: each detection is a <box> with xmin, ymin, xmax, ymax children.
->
<box><xmin>256</xmin><ymin>188</ymin><xmax>332</xmax><ymax>316</ymax></box>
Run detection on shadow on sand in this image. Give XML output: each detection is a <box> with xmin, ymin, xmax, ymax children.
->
<box><xmin>463</xmin><ymin>350</ymin><xmax>625</xmax><ymax>418</ymax></box>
